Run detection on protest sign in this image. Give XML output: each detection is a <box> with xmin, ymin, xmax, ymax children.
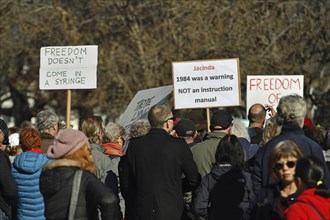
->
<box><xmin>172</xmin><ymin>58</ymin><xmax>241</xmax><ymax>109</ymax></box>
<box><xmin>119</xmin><ymin>85</ymin><xmax>173</xmax><ymax>132</ymax></box>
<box><xmin>246</xmin><ymin>75</ymin><xmax>304</xmax><ymax>114</ymax></box>
<box><xmin>39</xmin><ymin>45</ymin><xmax>98</xmax><ymax>90</ymax></box>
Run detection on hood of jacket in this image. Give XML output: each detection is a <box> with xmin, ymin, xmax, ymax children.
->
<box><xmin>204</xmin><ymin>132</ymin><xmax>226</xmax><ymax>141</ymax></box>
<box><xmin>13</xmin><ymin>152</ymin><xmax>50</xmax><ymax>174</ymax></box>
<box><xmin>210</xmin><ymin>163</ymin><xmax>232</xmax><ymax>180</ymax></box>
<box><xmin>40</xmin><ymin>159</ymin><xmax>81</xmax><ymax>195</ymax></box>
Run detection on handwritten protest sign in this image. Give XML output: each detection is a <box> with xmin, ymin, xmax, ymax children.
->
<box><xmin>119</xmin><ymin>85</ymin><xmax>173</xmax><ymax>132</ymax></box>
<box><xmin>246</xmin><ymin>75</ymin><xmax>304</xmax><ymax>114</ymax></box>
<box><xmin>172</xmin><ymin>59</ymin><xmax>241</xmax><ymax>109</ymax></box>
<box><xmin>39</xmin><ymin>45</ymin><xmax>98</xmax><ymax>90</ymax></box>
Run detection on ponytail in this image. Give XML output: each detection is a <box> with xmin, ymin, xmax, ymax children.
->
<box><xmin>295</xmin><ymin>156</ymin><xmax>330</xmax><ymax>198</ymax></box>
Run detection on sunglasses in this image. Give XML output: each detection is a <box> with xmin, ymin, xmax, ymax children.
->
<box><xmin>165</xmin><ymin>116</ymin><xmax>175</xmax><ymax>122</ymax></box>
<box><xmin>274</xmin><ymin>161</ymin><xmax>296</xmax><ymax>170</ymax></box>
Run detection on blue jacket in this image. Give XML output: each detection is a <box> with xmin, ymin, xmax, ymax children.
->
<box><xmin>12</xmin><ymin>152</ymin><xmax>51</xmax><ymax>220</ymax></box>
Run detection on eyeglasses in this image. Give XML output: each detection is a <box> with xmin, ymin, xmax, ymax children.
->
<box><xmin>274</xmin><ymin>161</ymin><xmax>296</xmax><ymax>170</ymax></box>
<box><xmin>165</xmin><ymin>116</ymin><xmax>175</xmax><ymax>122</ymax></box>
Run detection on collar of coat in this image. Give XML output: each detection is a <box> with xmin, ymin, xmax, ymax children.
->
<box><xmin>43</xmin><ymin>159</ymin><xmax>81</xmax><ymax>171</ymax></box>
<box><xmin>204</xmin><ymin>132</ymin><xmax>227</xmax><ymax>140</ymax></box>
<box><xmin>40</xmin><ymin>132</ymin><xmax>55</xmax><ymax>139</ymax></box>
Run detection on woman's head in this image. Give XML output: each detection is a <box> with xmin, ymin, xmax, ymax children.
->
<box><xmin>80</xmin><ymin>117</ymin><xmax>103</xmax><ymax>144</ymax></box>
<box><xmin>65</xmin><ymin>143</ymin><xmax>95</xmax><ymax>174</ymax></box>
<box><xmin>295</xmin><ymin>156</ymin><xmax>328</xmax><ymax>193</ymax></box>
<box><xmin>104</xmin><ymin>122</ymin><xmax>126</xmax><ymax>144</ymax></box>
<box><xmin>269</xmin><ymin>140</ymin><xmax>303</xmax><ymax>183</ymax></box>
<box><xmin>215</xmin><ymin>134</ymin><xmax>247</xmax><ymax>169</ymax></box>
<box><xmin>130</xmin><ymin>119</ymin><xmax>151</xmax><ymax>138</ymax></box>
<box><xmin>47</xmin><ymin>129</ymin><xmax>95</xmax><ymax>173</ymax></box>
<box><xmin>19</xmin><ymin>128</ymin><xmax>41</xmax><ymax>151</ymax></box>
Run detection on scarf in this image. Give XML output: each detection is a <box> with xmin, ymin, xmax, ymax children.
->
<box><xmin>101</xmin><ymin>142</ymin><xmax>124</xmax><ymax>157</ymax></box>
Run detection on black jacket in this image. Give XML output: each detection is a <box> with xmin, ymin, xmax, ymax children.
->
<box><xmin>192</xmin><ymin>164</ymin><xmax>253</xmax><ymax>220</ymax></box>
<box><xmin>40</xmin><ymin>159</ymin><xmax>121</xmax><ymax>220</ymax></box>
<box><xmin>0</xmin><ymin>150</ymin><xmax>17</xmax><ymax>219</ymax></box>
<box><xmin>253</xmin><ymin>124</ymin><xmax>330</xmax><ymax>193</ymax></box>
<box><xmin>122</xmin><ymin>128</ymin><xmax>200</xmax><ymax>220</ymax></box>
<box><xmin>249</xmin><ymin>183</ymin><xmax>299</xmax><ymax>220</ymax></box>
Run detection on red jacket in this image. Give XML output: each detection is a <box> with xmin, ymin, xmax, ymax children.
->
<box><xmin>285</xmin><ymin>188</ymin><xmax>330</xmax><ymax>220</ymax></box>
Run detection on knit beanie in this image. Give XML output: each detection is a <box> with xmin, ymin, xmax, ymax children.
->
<box><xmin>47</xmin><ymin>128</ymin><xmax>88</xmax><ymax>159</ymax></box>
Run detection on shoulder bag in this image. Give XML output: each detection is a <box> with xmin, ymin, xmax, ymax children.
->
<box><xmin>68</xmin><ymin>169</ymin><xmax>83</xmax><ymax>220</ymax></box>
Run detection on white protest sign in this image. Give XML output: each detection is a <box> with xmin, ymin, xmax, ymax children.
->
<box><xmin>172</xmin><ymin>58</ymin><xmax>241</xmax><ymax>109</ymax></box>
<box><xmin>119</xmin><ymin>85</ymin><xmax>173</xmax><ymax>132</ymax></box>
<box><xmin>246</xmin><ymin>75</ymin><xmax>304</xmax><ymax>114</ymax></box>
<box><xmin>39</xmin><ymin>45</ymin><xmax>98</xmax><ymax>90</ymax></box>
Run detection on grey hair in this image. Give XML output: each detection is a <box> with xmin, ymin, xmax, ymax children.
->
<box><xmin>231</xmin><ymin>118</ymin><xmax>250</xmax><ymax>142</ymax></box>
<box><xmin>130</xmin><ymin>119</ymin><xmax>151</xmax><ymax>138</ymax></box>
<box><xmin>276</xmin><ymin>94</ymin><xmax>306</xmax><ymax>126</ymax></box>
<box><xmin>104</xmin><ymin>122</ymin><xmax>126</xmax><ymax>142</ymax></box>
<box><xmin>36</xmin><ymin>110</ymin><xmax>59</xmax><ymax>132</ymax></box>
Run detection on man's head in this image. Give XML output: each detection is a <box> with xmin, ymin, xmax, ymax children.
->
<box><xmin>174</xmin><ymin>118</ymin><xmax>197</xmax><ymax>138</ymax></box>
<box><xmin>36</xmin><ymin>110</ymin><xmax>59</xmax><ymax>136</ymax></box>
<box><xmin>248</xmin><ymin>103</ymin><xmax>267</xmax><ymax>128</ymax></box>
<box><xmin>276</xmin><ymin>94</ymin><xmax>306</xmax><ymax>127</ymax></box>
<box><xmin>148</xmin><ymin>104</ymin><xmax>174</xmax><ymax>132</ymax></box>
<box><xmin>210</xmin><ymin>110</ymin><xmax>233</xmax><ymax>133</ymax></box>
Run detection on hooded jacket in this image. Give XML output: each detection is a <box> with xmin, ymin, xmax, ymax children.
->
<box><xmin>12</xmin><ymin>152</ymin><xmax>51</xmax><ymax>220</ymax></box>
<box><xmin>285</xmin><ymin>188</ymin><xmax>330</xmax><ymax>220</ymax></box>
<box><xmin>192</xmin><ymin>164</ymin><xmax>253</xmax><ymax>220</ymax></box>
<box><xmin>40</xmin><ymin>159</ymin><xmax>121</xmax><ymax>220</ymax></box>
<box><xmin>192</xmin><ymin>163</ymin><xmax>231</xmax><ymax>218</ymax></box>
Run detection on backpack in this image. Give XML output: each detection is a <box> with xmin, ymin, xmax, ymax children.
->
<box><xmin>208</xmin><ymin>169</ymin><xmax>254</xmax><ymax>220</ymax></box>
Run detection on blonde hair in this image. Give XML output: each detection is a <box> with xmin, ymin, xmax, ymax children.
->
<box><xmin>65</xmin><ymin>143</ymin><xmax>96</xmax><ymax>174</ymax></box>
<box><xmin>261</xmin><ymin>117</ymin><xmax>282</xmax><ymax>146</ymax></box>
<box><xmin>80</xmin><ymin>117</ymin><xmax>103</xmax><ymax>144</ymax></box>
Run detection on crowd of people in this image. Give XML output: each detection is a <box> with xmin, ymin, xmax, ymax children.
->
<box><xmin>0</xmin><ymin>93</ymin><xmax>329</xmax><ymax>220</ymax></box>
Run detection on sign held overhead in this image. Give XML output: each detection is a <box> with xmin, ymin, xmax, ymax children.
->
<box><xmin>246</xmin><ymin>75</ymin><xmax>304</xmax><ymax>114</ymax></box>
<box><xmin>39</xmin><ymin>45</ymin><xmax>98</xmax><ymax>90</ymax></box>
<box><xmin>172</xmin><ymin>58</ymin><xmax>241</xmax><ymax>109</ymax></box>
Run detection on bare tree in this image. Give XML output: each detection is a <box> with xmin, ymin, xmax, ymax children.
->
<box><xmin>1</xmin><ymin>0</ymin><xmax>329</xmax><ymax>127</ymax></box>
